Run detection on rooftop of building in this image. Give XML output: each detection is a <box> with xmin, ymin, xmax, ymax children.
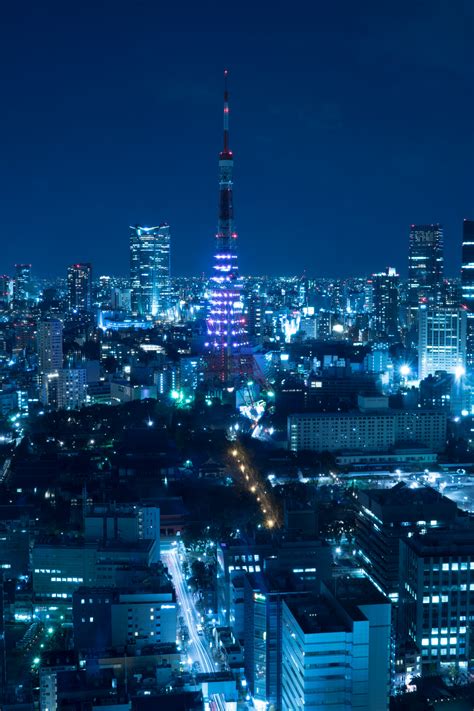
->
<box><xmin>40</xmin><ymin>649</ymin><xmax>79</xmax><ymax>669</ymax></box>
<box><xmin>323</xmin><ymin>575</ymin><xmax>389</xmax><ymax>610</ymax></box>
<box><xmin>286</xmin><ymin>596</ymin><xmax>351</xmax><ymax>634</ymax></box>
<box><xmin>141</xmin><ymin>496</ymin><xmax>187</xmax><ymax>516</ymax></box>
<box><xmin>34</xmin><ymin>536</ymin><xmax>97</xmax><ymax>549</ymax></box>
<box><xmin>289</xmin><ymin>408</ymin><xmax>446</xmax><ymax>419</ymax></box>
<box><xmin>84</xmin><ymin>643</ymin><xmax>179</xmax><ymax>661</ymax></box>
<box><xmin>359</xmin><ymin>481</ymin><xmax>457</xmax><ymax>512</ymax></box>
<box><xmin>245</xmin><ymin>568</ymin><xmax>307</xmax><ymax>596</ymax></box>
<box><xmin>405</xmin><ymin>527</ymin><xmax>474</xmax><ymax>556</ymax></box>
<box><xmin>131</xmin><ymin>691</ymin><xmax>203</xmax><ymax>711</ymax></box>
<box><xmin>74</xmin><ymin>583</ymin><xmax>173</xmax><ymax>597</ymax></box>
<box><xmin>97</xmin><ymin>539</ymin><xmax>155</xmax><ymax>553</ymax></box>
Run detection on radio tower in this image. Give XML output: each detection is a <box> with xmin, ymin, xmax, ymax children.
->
<box><xmin>206</xmin><ymin>70</ymin><xmax>247</xmax><ymax>380</ymax></box>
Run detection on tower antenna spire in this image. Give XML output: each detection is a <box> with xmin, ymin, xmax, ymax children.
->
<box><xmin>223</xmin><ymin>68</ymin><xmax>230</xmax><ymax>153</ymax></box>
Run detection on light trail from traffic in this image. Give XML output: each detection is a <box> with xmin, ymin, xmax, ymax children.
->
<box><xmin>163</xmin><ymin>547</ymin><xmax>226</xmax><ymax>710</ymax></box>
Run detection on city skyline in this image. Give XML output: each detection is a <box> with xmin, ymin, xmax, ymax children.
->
<box><xmin>5</xmin><ymin>4</ymin><xmax>474</xmax><ymax>708</ymax></box>
<box><xmin>0</xmin><ymin>2</ymin><xmax>473</xmax><ymax>278</ymax></box>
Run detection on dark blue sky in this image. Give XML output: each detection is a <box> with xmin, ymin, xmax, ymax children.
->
<box><xmin>0</xmin><ymin>0</ymin><xmax>473</xmax><ymax>278</ymax></box>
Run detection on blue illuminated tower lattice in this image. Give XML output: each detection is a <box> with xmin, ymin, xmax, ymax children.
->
<box><xmin>206</xmin><ymin>70</ymin><xmax>247</xmax><ymax>375</ymax></box>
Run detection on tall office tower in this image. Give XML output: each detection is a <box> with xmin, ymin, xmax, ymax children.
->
<box><xmin>371</xmin><ymin>267</ymin><xmax>399</xmax><ymax>340</ymax></box>
<box><xmin>37</xmin><ymin>318</ymin><xmax>63</xmax><ymax>374</ymax></box>
<box><xmin>206</xmin><ymin>71</ymin><xmax>246</xmax><ymax>374</ymax></box>
<box><xmin>418</xmin><ymin>305</ymin><xmax>466</xmax><ymax>380</ymax></box>
<box><xmin>67</xmin><ymin>263</ymin><xmax>92</xmax><ymax>311</ymax></box>
<box><xmin>408</xmin><ymin>224</ymin><xmax>444</xmax><ymax>316</ymax></box>
<box><xmin>13</xmin><ymin>263</ymin><xmax>32</xmax><ymax>304</ymax></box>
<box><xmin>461</xmin><ymin>219</ymin><xmax>474</xmax><ymax>370</ymax></box>
<box><xmin>130</xmin><ymin>223</ymin><xmax>171</xmax><ymax>316</ymax></box>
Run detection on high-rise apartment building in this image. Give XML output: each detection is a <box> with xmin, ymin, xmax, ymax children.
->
<box><xmin>206</xmin><ymin>70</ymin><xmax>246</xmax><ymax>375</ymax></box>
<box><xmin>408</xmin><ymin>224</ymin><xmax>444</xmax><ymax>316</ymax></box>
<box><xmin>67</xmin><ymin>263</ymin><xmax>92</xmax><ymax>311</ymax></box>
<box><xmin>57</xmin><ymin>368</ymin><xmax>87</xmax><ymax>410</ymax></box>
<box><xmin>372</xmin><ymin>268</ymin><xmax>399</xmax><ymax>340</ymax></box>
<box><xmin>13</xmin><ymin>264</ymin><xmax>32</xmax><ymax>304</ymax></box>
<box><xmin>418</xmin><ymin>305</ymin><xmax>466</xmax><ymax>380</ymax></box>
<box><xmin>37</xmin><ymin>318</ymin><xmax>64</xmax><ymax>407</ymax></box>
<box><xmin>461</xmin><ymin>219</ymin><xmax>474</xmax><ymax>371</ymax></box>
<box><xmin>130</xmin><ymin>224</ymin><xmax>171</xmax><ymax>317</ymax></box>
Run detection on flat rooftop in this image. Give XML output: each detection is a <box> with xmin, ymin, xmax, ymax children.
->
<box><xmin>406</xmin><ymin>528</ymin><xmax>474</xmax><ymax>556</ymax></box>
<box><xmin>360</xmin><ymin>482</ymin><xmax>456</xmax><ymax>509</ymax></box>
<box><xmin>324</xmin><ymin>575</ymin><xmax>389</xmax><ymax>608</ymax></box>
<box><xmin>286</xmin><ymin>597</ymin><xmax>351</xmax><ymax>634</ymax></box>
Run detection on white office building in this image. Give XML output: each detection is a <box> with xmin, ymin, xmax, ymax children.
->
<box><xmin>281</xmin><ymin>578</ymin><xmax>391</xmax><ymax>711</ymax></box>
<box><xmin>418</xmin><ymin>305</ymin><xmax>466</xmax><ymax>380</ymax></box>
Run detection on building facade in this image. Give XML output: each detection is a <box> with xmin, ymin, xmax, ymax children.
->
<box><xmin>288</xmin><ymin>409</ymin><xmax>447</xmax><ymax>453</ymax></box>
<box><xmin>73</xmin><ymin>588</ymin><xmax>177</xmax><ymax>652</ymax></box>
<box><xmin>281</xmin><ymin>578</ymin><xmax>391</xmax><ymax>711</ymax></box>
<box><xmin>67</xmin><ymin>263</ymin><xmax>92</xmax><ymax>311</ymax></box>
<box><xmin>130</xmin><ymin>224</ymin><xmax>171</xmax><ymax>317</ymax></box>
<box><xmin>372</xmin><ymin>267</ymin><xmax>399</xmax><ymax>341</ymax></box>
<box><xmin>13</xmin><ymin>263</ymin><xmax>32</xmax><ymax>304</ymax></box>
<box><xmin>399</xmin><ymin>530</ymin><xmax>474</xmax><ymax>674</ymax></box>
<box><xmin>418</xmin><ymin>305</ymin><xmax>466</xmax><ymax>380</ymax></box>
<box><xmin>355</xmin><ymin>483</ymin><xmax>457</xmax><ymax>601</ymax></box>
<box><xmin>408</xmin><ymin>224</ymin><xmax>444</xmax><ymax>316</ymax></box>
<box><xmin>461</xmin><ymin>219</ymin><xmax>474</xmax><ymax>371</ymax></box>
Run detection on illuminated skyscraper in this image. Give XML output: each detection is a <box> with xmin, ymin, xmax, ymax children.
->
<box><xmin>408</xmin><ymin>224</ymin><xmax>444</xmax><ymax>316</ymax></box>
<box><xmin>130</xmin><ymin>224</ymin><xmax>171</xmax><ymax>317</ymax></box>
<box><xmin>67</xmin><ymin>263</ymin><xmax>92</xmax><ymax>311</ymax></box>
<box><xmin>461</xmin><ymin>219</ymin><xmax>474</xmax><ymax>370</ymax></box>
<box><xmin>372</xmin><ymin>267</ymin><xmax>399</xmax><ymax>341</ymax></box>
<box><xmin>206</xmin><ymin>70</ymin><xmax>246</xmax><ymax>371</ymax></box>
<box><xmin>13</xmin><ymin>264</ymin><xmax>32</xmax><ymax>304</ymax></box>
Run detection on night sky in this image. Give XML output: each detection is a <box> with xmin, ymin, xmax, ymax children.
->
<box><xmin>0</xmin><ymin>0</ymin><xmax>473</xmax><ymax>279</ymax></box>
